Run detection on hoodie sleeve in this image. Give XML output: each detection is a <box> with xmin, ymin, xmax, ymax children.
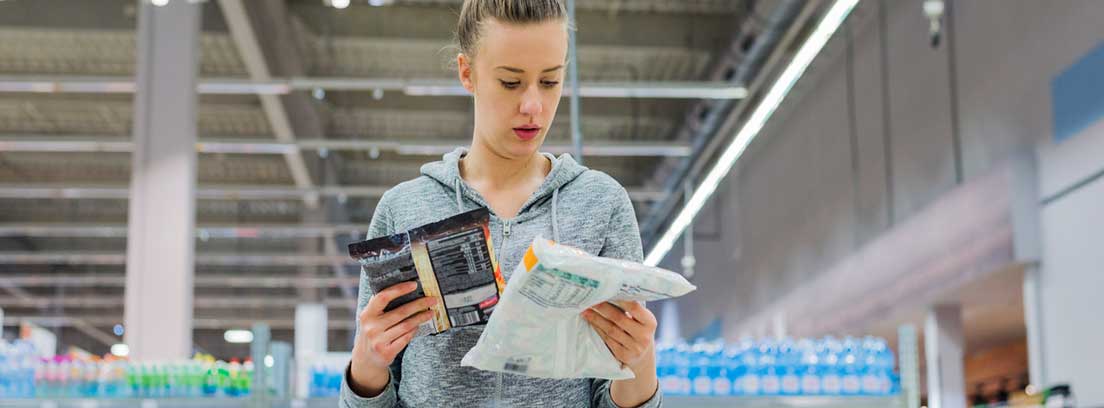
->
<box><xmin>340</xmin><ymin>193</ymin><xmax>404</xmax><ymax>408</ymax></box>
<box><xmin>598</xmin><ymin>186</ymin><xmax>644</xmax><ymax>263</ymax></box>
<box><xmin>593</xmin><ymin>186</ymin><xmax>663</xmax><ymax>408</ymax></box>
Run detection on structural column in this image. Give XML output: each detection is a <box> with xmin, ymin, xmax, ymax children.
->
<box><xmin>924</xmin><ymin>304</ymin><xmax>967</xmax><ymax>408</ymax></box>
<box><xmin>124</xmin><ymin>0</ymin><xmax>201</xmax><ymax>360</ymax></box>
<box><xmin>295</xmin><ymin>304</ymin><xmax>328</xmax><ymax>398</ymax></box>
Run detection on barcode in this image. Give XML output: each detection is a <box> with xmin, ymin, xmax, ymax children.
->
<box><xmin>452</xmin><ymin>310</ymin><xmax>481</xmax><ymax>326</ymax></box>
<box><xmin>504</xmin><ymin>363</ymin><xmax>528</xmax><ymax>373</ymax></box>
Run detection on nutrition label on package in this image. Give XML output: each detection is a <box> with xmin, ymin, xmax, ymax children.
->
<box><xmin>519</xmin><ymin>265</ymin><xmax>600</xmax><ymax>308</ymax></box>
<box><xmin>426</xmin><ymin>227</ymin><xmax>495</xmax><ymax>292</ymax></box>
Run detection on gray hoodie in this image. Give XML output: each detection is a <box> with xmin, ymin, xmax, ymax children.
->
<box><xmin>340</xmin><ymin>148</ymin><xmax>663</xmax><ymax>408</ymax></box>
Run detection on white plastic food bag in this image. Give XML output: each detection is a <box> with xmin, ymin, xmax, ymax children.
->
<box><xmin>460</xmin><ymin>237</ymin><xmax>696</xmax><ymax>379</ymax></box>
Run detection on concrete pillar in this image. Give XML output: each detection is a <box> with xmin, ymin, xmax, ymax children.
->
<box><xmin>1022</xmin><ymin>264</ymin><xmax>1047</xmax><ymax>388</ymax></box>
<box><xmin>295</xmin><ymin>303</ymin><xmax>328</xmax><ymax>398</ymax></box>
<box><xmin>123</xmin><ymin>0</ymin><xmax>201</xmax><ymax>360</ymax></box>
<box><xmin>924</xmin><ymin>304</ymin><xmax>966</xmax><ymax>408</ymax></box>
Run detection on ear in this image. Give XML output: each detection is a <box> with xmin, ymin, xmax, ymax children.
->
<box><xmin>458</xmin><ymin>53</ymin><xmax>475</xmax><ymax>94</ymax></box>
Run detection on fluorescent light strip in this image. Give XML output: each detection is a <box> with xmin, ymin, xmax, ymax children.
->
<box><xmin>224</xmin><ymin>329</ymin><xmax>254</xmax><ymax>344</ymax></box>
<box><xmin>110</xmin><ymin>343</ymin><xmax>130</xmax><ymax>357</ymax></box>
<box><xmin>644</xmin><ymin>0</ymin><xmax>860</xmax><ymax>266</ymax></box>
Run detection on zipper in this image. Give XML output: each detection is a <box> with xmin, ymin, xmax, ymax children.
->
<box><xmin>495</xmin><ymin>219</ymin><xmax>510</xmax><ymax>406</ymax></box>
<box><xmin>495</xmin><ymin>372</ymin><xmax>503</xmax><ymax>407</ymax></box>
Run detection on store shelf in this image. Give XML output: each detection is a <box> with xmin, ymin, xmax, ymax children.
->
<box><xmin>0</xmin><ymin>396</ymin><xmax>905</xmax><ymax>408</ymax></box>
<box><xmin>0</xmin><ymin>398</ymin><xmax>339</xmax><ymax>408</ymax></box>
<box><xmin>666</xmin><ymin>395</ymin><xmax>904</xmax><ymax>408</ymax></box>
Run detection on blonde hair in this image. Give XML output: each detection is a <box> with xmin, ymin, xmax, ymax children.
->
<box><xmin>455</xmin><ymin>0</ymin><xmax>570</xmax><ymax>59</ymax></box>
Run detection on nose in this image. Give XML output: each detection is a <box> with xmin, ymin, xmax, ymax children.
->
<box><xmin>519</xmin><ymin>86</ymin><xmax>543</xmax><ymax>117</ymax></box>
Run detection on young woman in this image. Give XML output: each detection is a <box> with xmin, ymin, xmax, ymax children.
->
<box><xmin>342</xmin><ymin>1</ymin><xmax>661</xmax><ymax>406</ymax></box>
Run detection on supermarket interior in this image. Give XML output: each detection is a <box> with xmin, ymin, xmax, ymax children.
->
<box><xmin>0</xmin><ymin>0</ymin><xmax>1102</xmax><ymax>407</ymax></box>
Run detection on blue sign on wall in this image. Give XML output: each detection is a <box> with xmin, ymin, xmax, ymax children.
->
<box><xmin>1052</xmin><ymin>41</ymin><xmax>1104</xmax><ymax>143</ymax></box>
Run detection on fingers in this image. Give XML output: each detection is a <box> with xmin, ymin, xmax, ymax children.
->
<box><xmin>379</xmin><ymin>296</ymin><xmax>438</xmax><ymax>328</ymax></box>
<box><xmin>368</xmin><ymin>310</ymin><xmax>432</xmax><ymax>361</ymax></box>
<box><xmin>381</xmin><ymin>309</ymin><xmax>434</xmax><ymax>343</ymax></box>
<box><xmin>589</xmin><ymin>302</ymin><xmax>646</xmax><ymax>336</ymax></box>
<box><xmin>364</xmin><ymin>281</ymin><xmax>420</xmax><ymax>317</ymax></box>
<box><xmin>590</xmin><ymin>320</ymin><xmax>633</xmax><ymax>363</ymax></box>
<box><xmin>583</xmin><ymin>309</ymin><xmax>635</xmax><ymax>349</ymax></box>
<box><xmin>386</xmin><ymin>330</ymin><xmax>417</xmax><ymax>355</ymax></box>
<box><xmin>617</xmin><ymin>301</ymin><xmax>658</xmax><ymax>327</ymax></box>
<box><xmin>368</xmin><ymin>328</ymin><xmax>414</xmax><ymax>363</ymax></box>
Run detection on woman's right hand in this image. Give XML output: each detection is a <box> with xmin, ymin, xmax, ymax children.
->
<box><xmin>349</xmin><ymin>281</ymin><xmax>437</xmax><ymax>397</ymax></box>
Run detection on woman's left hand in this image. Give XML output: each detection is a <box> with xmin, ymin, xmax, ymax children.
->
<box><xmin>582</xmin><ymin>301</ymin><xmax>657</xmax><ymax>372</ymax></box>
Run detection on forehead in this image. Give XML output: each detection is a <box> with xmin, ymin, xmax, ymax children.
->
<box><xmin>476</xmin><ymin>19</ymin><xmax>568</xmax><ymax>70</ymax></box>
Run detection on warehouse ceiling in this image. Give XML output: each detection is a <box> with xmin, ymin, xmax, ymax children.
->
<box><xmin>0</xmin><ymin>0</ymin><xmax>801</xmax><ymax>358</ymax></box>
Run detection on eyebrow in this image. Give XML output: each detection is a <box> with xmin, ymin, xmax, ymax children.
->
<box><xmin>495</xmin><ymin>65</ymin><xmax>565</xmax><ymax>74</ymax></box>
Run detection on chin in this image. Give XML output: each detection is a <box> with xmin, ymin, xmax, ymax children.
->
<box><xmin>500</xmin><ymin>136</ymin><xmax>543</xmax><ymax>159</ymax></box>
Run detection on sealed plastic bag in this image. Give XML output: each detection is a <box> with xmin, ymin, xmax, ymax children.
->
<box><xmin>460</xmin><ymin>237</ymin><xmax>696</xmax><ymax>379</ymax></box>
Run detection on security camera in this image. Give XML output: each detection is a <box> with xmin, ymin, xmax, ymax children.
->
<box><xmin>923</xmin><ymin>0</ymin><xmax>945</xmax><ymax>48</ymax></box>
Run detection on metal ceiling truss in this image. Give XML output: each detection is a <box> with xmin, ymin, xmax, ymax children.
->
<box><xmin>2</xmin><ymin>274</ymin><xmax>359</xmax><ymax>289</ymax></box>
<box><xmin>0</xmin><ymin>75</ymin><xmax>745</xmax><ymax>100</ymax></box>
<box><xmin>0</xmin><ymin>183</ymin><xmax>665</xmax><ymax>202</ymax></box>
<box><xmin>0</xmin><ymin>136</ymin><xmax>691</xmax><ymax>157</ymax></box>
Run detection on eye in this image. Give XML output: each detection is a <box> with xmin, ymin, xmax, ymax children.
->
<box><xmin>541</xmin><ymin>80</ymin><xmax>560</xmax><ymax>88</ymax></box>
<box><xmin>499</xmin><ymin>80</ymin><xmax>521</xmax><ymax>89</ymax></box>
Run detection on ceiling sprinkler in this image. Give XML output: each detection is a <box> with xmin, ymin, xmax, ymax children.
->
<box><xmin>923</xmin><ymin>0</ymin><xmax>945</xmax><ymax>48</ymax></box>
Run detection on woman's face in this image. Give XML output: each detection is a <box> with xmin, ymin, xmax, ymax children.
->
<box><xmin>458</xmin><ymin>19</ymin><xmax>568</xmax><ymax>160</ymax></box>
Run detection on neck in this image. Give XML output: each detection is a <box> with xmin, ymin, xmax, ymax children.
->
<box><xmin>461</xmin><ymin>137</ymin><xmax>549</xmax><ymax>189</ymax></box>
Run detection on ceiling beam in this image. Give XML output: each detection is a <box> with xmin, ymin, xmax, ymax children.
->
<box><xmin>2</xmin><ymin>282</ymin><xmax>119</xmax><ymax>347</ymax></box>
<box><xmin>218</xmin><ymin>0</ymin><xmax>317</xmax><ymax>208</ymax></box>
<box><xmin>0</xmin><ymin>274</ymin><xmax>360</xmax><ymax>289</ymax></box>
<box><xmin>0</xmin><ymin>136</ymin><xmax>692</xmax><ymax>157</ymax></box>
<box><xmin>0</xmin><ymin>252</ymin><xmax>355</xmax><ymax>266</ymax></box>
<box><xmin>0</xmin><ymin>75</ymin><xmax>747</xmax><ymax>100</ymax></box>
<box><xmin>0</xmin><ymin>295</ymin><xmax>354</xmax><ymax>309</ymax></box>
<box><xmin>3</xmin><ymin>315</ymin><xmax>354</xmax><ymax>331</ymax></box>
<box><xmin>0</xmin><ymin>223</ymin><xmax>372</xmax><ymax>239</ymax></box>
<box><xmin>70</xmin><ymin>319</ymin><xmax>120</xmax><ymax>347</ymax></box>
<box><xmin>221</xmin><ymin>0</ymin><xmax>356</xmax><ymax>307</ymax></box>
<box><xmin>0</xmin><ymin>183</ymin><xmax>666</xmax><ymax>202</ymax></box>
<box><xmin>640</xmin><ymin>0</ymin><xmax>815</xmax><ymax>245</ymax></box>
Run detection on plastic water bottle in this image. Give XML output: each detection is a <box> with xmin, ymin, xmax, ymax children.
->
<box><xmin>712</xmin><ymin>344</ymin><xmax>736</xmax><ymax>396</ymax></box>
<box><xmin>98</xmin><ymin>361</ymin><xmax>116</xmax><ymax>398</ymax></box>
<box><xmin>819</xmin><ymin>338</ymin><xmax>842</xmax><ymax>395</ymax></box>
<box><xmin>736</xmin><ymin>340</ymin><xmax>760</xmax><ymax>396</ymax></box>
<box><xmin>757</xmin><ymin>340</ymin><xmax>781</xmax><ymax>396</ymax></box>
<box><xmin>778</xmin><ymin>339</ymin><xmax>801</xmax><ymax>396</ymax></box>
<box><xmin>0</xmin><ymin>351</ymin><xmax>9</xmax><ymax>398</ymax></box>
<box><xmin>0</xmin><ymin>347</ymin><xmax>10</xmax><ymax>398</ymax></box>
<box><xmin>723</xmin><ymin>344</ymin><xmax>742</xmax><ymax>396</ymax></box>
<box><xmin>656</xmin><ymin>344</ymin><xmax>678</xmax><ymax>396</ymax></box>
<box><xmin>671</xmin><ymin>343</ymin><xmax>691</xmax><ymax>396</ymax></box>
<box><xmin>701</xmin><ymin>341</ymin><xmax>726</xmax><ymax>396</ymax></box>
<box><xmin>860</xmin><ymin>338</ymin><xmax>882</xmax><ymax>395</ymax></box>
<box><xmin>0</xmin><ymin>340</ymin><xmax>37</xmax><ymax>399</ymax></box>
<box><xmin>309</xmin><ymin>364</ymin><xmax>324</xmax><ymax>397</ymax></box>
<box><xmin>840</xmin><ymin>338</ymin><xmax>862</xmax><ymax>396</ymax></box>
<box><xmin>242</xmin><ymin>358</ymin><xmax>255</xmax><ymax>397</ymax></box>
<box><xmin>687</xmin><ymin>341</ymin><xmax>710</xmax><ymax>396</ymax></box>
<box><xmin>873</xmin><ymin>338</ymin><xmax>897</xmax><ymax>395</ymax></box>
<box><xmin>799</xmin><ymin>340</ymin><xmax>822</xmax><ymax>395</ymax></box>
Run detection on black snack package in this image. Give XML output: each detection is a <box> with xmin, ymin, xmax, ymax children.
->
<box><xmin>347</xmin><ymin>208</ymin><xmax>504</xmax><ymax>335</ymax></box>
<box><xmin>348</xmin><ymin>233</ymin><xmax>422</xmax><ymax>313</ymax></box>
<box><xmin>408</xmin><ymin>208</ymin><xmax>505</xmax><ymax>331</ymax></box>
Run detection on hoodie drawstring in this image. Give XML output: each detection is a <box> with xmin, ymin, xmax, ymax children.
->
<box><xmin>455</xmin><ymin>178</ymin><xmax>463</xmax><ymax>211</ymax></box>
<box><xmin>551</xmin><ymin>187</ymin><xmax>560</xmax><ymax>243</ymax></box>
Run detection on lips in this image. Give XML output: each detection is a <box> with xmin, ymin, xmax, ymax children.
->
<box><xmin>512</xmin><ymin>125</ymin><xmax>541</xmax><ymax>141</ymax></box>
